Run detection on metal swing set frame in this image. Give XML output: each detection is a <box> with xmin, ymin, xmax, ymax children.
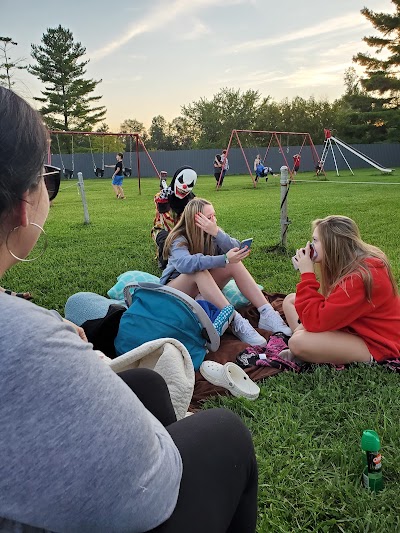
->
<box><xmin>217</xmin><ymin>129</ymin><xmax>323</xmax><ymax>189</ymax></box>
<box><xmin>48</xmin><ymin>130</ymin><xmax>161</xmax><ymax>194</ymax></box>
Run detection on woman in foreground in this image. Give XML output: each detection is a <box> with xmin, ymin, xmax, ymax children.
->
<box><xmin>0</xmin><ymin>87</ymin><xmax>258</xmax><ymax>533</ymax></box>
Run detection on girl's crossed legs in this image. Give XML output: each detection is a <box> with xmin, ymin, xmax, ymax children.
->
<box><xmin>282</xmin><ymin>293</ymin><xmax>372</xmax><ymax>365</ymax></box>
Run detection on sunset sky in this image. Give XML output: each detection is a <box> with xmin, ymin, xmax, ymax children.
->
<box><xmin>3</xmin><ymin>0</ymin><xmax>393</xmax><ymax>131</ymax></box>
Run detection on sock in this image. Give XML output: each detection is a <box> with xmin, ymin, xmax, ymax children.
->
<box><xmin>257</xmin><ymin>303</ymin><xmax>273</xmax><ymax>314</ymax></box>
<box><xmin>213</xmin><ymin>305</ymin><xmax>235</xmax><ymax>336</ymax></box>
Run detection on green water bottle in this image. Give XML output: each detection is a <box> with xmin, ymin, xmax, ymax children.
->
<box><xmin>361</xmin><ymin>430</ymin><xmax>384</xmax><ymax>492</ymax></box>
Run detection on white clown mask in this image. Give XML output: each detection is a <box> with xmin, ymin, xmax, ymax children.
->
<box><xmin>173</xmin><ymin>167</ymin><xmax>197</xmax><ymax>199</ymax></box>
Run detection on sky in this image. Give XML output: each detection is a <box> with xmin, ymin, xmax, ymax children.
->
<box><xmin>2</xmin><ymin>0</ymin><xmax>394</xmax><ymax>131</ymax></box>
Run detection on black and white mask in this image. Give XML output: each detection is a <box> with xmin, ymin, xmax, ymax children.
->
<box><xmin>173</xmin><ymin>167</ymin><xmax>197</xmax><ymax>199</ymax></box>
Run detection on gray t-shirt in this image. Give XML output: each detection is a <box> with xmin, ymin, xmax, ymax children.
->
<box><xmin>0</xmin><ymin>293</ymin><xmax>182</xmax><ymax>532</ymax></box>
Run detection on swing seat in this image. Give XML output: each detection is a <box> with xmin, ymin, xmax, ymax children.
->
<box><xmin>64</xmin><ymin>169</ymin><xmax>74</xmax><ymax>179</ymax></box>
<box><xmin>123</xmin><ymin>167</ymin><xmax>132</xmax><ymax>177</ymax></box>
<box><xmin>95</xmin><ymin>167</ymin><xmax>104</xmax><ymax>177</ymax></box>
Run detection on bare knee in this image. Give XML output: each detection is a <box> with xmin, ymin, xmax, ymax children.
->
<box><xmin>288</xmin><ymin>330</ymin><xmax>306</xmax><ymax>356</ymax></box>
<box><xmin>193</xmin><ymin>269</ymin><xmax>212</xmax><ymax>281</ymax></box>
<box><xmin>282</xmin><ymin>293</ymin><xmax>296</xmax><ymax>313</ymax></box>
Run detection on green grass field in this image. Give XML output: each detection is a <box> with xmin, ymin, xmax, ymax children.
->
<box><xmin>4</xmin><ymin>168</ymin><xmax>400</xmax><ymax>532</ymax></box>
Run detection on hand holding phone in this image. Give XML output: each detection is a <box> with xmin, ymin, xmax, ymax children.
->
<box><xmin>292</xmin><ymin>242</ymin><xmax>317</xmax><ymax>270</ymax></box>
<box><xmin>240</xmin><ymin>238</ymin><xmax>253</xmax><ymax>250</ymax></box>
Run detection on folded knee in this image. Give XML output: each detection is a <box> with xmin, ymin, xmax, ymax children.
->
<box><xmin>288</xmin><ymin>330</ymin><xmax>305</xmax><ymax>356</ymax></box>
<box><xmin>282</xmin><ymin>292</ymin><xmax>295</xmax><ymax>312</ymax></box>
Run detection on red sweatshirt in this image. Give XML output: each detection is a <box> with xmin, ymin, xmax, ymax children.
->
<box><xmin>295</xmin><ymin>258</ymin><xmax>400</xmax><ymax>362</ymax></box>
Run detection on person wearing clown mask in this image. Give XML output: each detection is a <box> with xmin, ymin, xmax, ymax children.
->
<box><xmin>151</xmin><ymin>166</ymin><xmax>197</xmax><ymax>269</ymax></box>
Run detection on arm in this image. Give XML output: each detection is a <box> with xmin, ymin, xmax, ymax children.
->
<box><xmin>214</xmin><ymin>228</ymin><xmax>241</xmax><ymax>253</ymax></box>
<box><xmin>295</xmin><ymin>272</ymin><xmax>375</xmax><ymax>332</ymax></box>
<box><xmin>168</xmin><ymin>237</ymin><xmax>226</xmax><ymax>273</ymax></box>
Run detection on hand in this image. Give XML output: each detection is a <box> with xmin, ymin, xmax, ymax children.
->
<box><xmin>295</xmin><ymin>241</ymin><xmax>315</xmax><ymax>274</ymax></box>
<box><xmin>226</xmin><ymin>246</ymin><xmax>250</xmax><ymax>263</ymax></box>
<box><xmin>63</xmin><ymin>318</ymin><xmax>88</xmax><ymax>342</ymax></box>
<box><xmin>195</xmin><ymin>212</ymin><xmax>218</xmax><ymax>237</ymax></box>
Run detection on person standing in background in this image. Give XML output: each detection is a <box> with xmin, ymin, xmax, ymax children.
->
<box><xmin>105</xmin><ymin>153</ymin><xmax>125</xmax><ymax>199</ymax></box>
<box><xmin>220</xmin><ymin>149</ymin><xmax>229</xmax><ymax>186</ymax></box>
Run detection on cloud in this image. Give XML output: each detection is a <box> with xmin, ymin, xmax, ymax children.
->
<box><xmin>103</xmin><ymin>75</ymin><xmax>143</xmax><ymax>85</ymax></box>
<box><xmin>176</xmin><ymin>20</ymin><xmax>211</xmax><ymax>41</ymax></box>
<box><xmin>219</xmin><ymin>12</ymin><xmax>372</xmax><ymax>55</ymax></box>
<box><xmin>91</xmin><ymin>0</ymin><xmax>247</xmax><ymax>60</ymax></box>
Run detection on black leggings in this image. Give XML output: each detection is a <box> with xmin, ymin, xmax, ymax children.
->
<box><xmin>118</xmin><ymin>369</ymin><xmax>258</xmax><ymax>533</ymax></box>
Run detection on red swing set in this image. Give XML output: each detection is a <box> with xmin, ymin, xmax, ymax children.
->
<box><xmin>48</xmin><ymin>130</ymin><xmax>161</xmax><ymax>194</ymax></box>
<box><xmin>216</xmin><ymin>129</ymin><xmax>323</xmax><ymax>189</ymax></box>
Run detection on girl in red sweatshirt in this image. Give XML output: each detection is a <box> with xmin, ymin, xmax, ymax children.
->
<box><xmin>282</xmin><ymin>215</ymin><xmax>400</xmax><ymax>364</ymax></box>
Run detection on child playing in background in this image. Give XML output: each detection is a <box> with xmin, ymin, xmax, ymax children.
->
<box><xmin>105</xmin><ymin>152</ymin><xmax>125</xmax><ymax>199</ymax></box>
<box><xmin>292</xmin><ymin>153</ymin><xmax>301</xmax><ymax>175</ymax></box>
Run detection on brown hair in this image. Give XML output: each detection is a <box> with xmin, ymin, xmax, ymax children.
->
<box><xmin>0</xmin><ymin>87</ymin><xmax>49</xmax><ymax>227</ymax></box>
<box><xmin>313</xmin><ymin>215</ymin><xmax>398</xmax><ymax>300</ymax></box>
<box><xmin>163</xmin><ymin>198</ymin><xmax>216</xmax><ymax>259</ymax></box>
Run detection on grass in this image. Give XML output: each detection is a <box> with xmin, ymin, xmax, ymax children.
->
<box><xmin>4</xmin><ymin>167</ymin><xmax>400</xmax><ymax>532</ymax></box>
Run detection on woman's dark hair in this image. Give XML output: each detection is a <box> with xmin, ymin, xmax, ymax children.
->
<box><xmin>0</xmin><ymin>87</ymin><xmax>49</xmax><ymax>220</ymax></box>
<box><xmin>215</xmin><ymin>154</ymin><xmax>222</xmax><ymax>162</ymax></box>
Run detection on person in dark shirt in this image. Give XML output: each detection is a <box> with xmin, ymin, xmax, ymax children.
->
<box><xmin>106</xmin><ymin>152</ymin><xmax>125</xmax><ymax>199</ymax></box>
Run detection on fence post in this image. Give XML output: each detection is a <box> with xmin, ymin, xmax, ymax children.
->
<box><xmin>280</xmin><ymin>166</ymin><xmax>289</xmax><ymax>248</ymax></box>
<box><xmin>77</xmin><ymin>172</ymin><xmax>90</xmax><ymax>225</ymax></box>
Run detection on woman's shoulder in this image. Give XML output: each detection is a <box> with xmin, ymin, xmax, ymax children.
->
<box><xmin>0</xmin><ymin>293</ymin><xmax>62</xmax><ymax>325</ymax></box>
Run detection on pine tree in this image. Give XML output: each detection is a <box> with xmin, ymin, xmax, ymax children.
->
<box><xmin>352</xmin><ymin>1</ymin><xmax>400</xmax><ymax>141</ymax></box>
<box><xmin>0</xmin><ymin>37</ymin><xmax>26</xmax><ymax>89</ymax></box>
<box><xmin>29</xmin><ymin>25</ymin><xmax>106</xmax><ymax>131</ymax></box>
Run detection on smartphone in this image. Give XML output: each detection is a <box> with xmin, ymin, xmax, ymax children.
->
<box><xmin>292</xmin><ymin>243</ymin><xmax>317</xmax><ymax>270</ymax></box>
<box><xmin>240</xmin><ymin>238</ymin><xmax>253</xmax><ymax>250</ymax></box>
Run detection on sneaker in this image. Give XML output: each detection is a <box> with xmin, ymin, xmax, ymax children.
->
<box><xmin>231</xmin><ymin>315</ymin><xmax>267</xmax><ymax>346</ymax></box>
<box><xmin>265</xmin><ymin>333</ymin><xmax>289</xmax><ymax>357</ymax></box>
<box><xmin>258</xmin><ymin>307</ymin><xmax>292</xmax><ymax>337</ymax></box>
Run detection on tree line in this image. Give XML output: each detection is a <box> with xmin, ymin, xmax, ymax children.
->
<box><xmin>1</xmin><ymin>1</ymin><xmax>399</xmax><ymax>151</ymax></box>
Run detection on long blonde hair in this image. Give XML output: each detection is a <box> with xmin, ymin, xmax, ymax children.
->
<box><xmin>314</xmin><ymin>215</ymin><xmax>398</xmax><ymax>300</ymax></box>
<box><xmin>163</xmin><ymin>198</ymin><xmax>216</xmax><ymax>259</ymax></box>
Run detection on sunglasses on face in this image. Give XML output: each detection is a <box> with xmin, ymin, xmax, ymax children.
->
<box><xmin>43</xmin><ymin>165</ymin><xmax>61</xmax><ymax>201</ymax></box>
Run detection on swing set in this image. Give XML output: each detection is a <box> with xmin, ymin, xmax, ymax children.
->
<box><xmin>217</xmin><ymin>129</ymin><xmax>323</xmax><ymax>189</ymax></box>
<box><xmin>49</xmin><ymin>131</ymin><xmax>161</xmax><ymax>194</ymax></box>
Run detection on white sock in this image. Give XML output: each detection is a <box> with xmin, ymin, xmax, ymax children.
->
<box><xmin>257</xmin><ymin>303</ymin><xmax>273</xmax><ymax>314</ymax></box>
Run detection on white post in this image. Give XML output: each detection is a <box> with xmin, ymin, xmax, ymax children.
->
<box><xmin>77</xmin><ymin>172</ymin><xmax>90</xmax><ymax>225</ymax></box>
<box><xmin>280</xmin><ymin>166</ymin><xmax>289</xmax><ymax>248</ymax></box>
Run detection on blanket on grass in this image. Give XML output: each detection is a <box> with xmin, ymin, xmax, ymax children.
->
<box><xmin>190</xmin><ymin>292</ymin><xmax>285</xmax><ymax>410</ymax></box>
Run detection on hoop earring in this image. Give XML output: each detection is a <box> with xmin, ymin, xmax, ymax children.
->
<box><xmin>6</xmin><ymin>222</ymin><xmax>48</xmax><ymax>262</ymax></box>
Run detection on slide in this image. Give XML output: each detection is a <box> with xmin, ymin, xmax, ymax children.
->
<box><xmin>331</xmin><ymin>136</ymin><xmax>393</xmax><ymax>174</ymax></box>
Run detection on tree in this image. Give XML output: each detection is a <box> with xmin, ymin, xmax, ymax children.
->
<box><xmin>181</xmin><ymin>88</ymin><xmax>261</xmax><ymax>148</ymax></box>
<box><xmin>29</xmin><ymin>25</ymin><xmax>106</xmax><ymax>131</ymax></box>
<box><xmin>169</xmin><ymin>116</ymin><xmax>195</xmax><ymax>149</ymax></box>
<box><xmin>0</xmin><ymin>36</ymin><xmax>26</xmax><ymax>89</ymax></box>
<box><xmin>352</xmin><ymin>1</ymin><xmax>400</xmax><ymax>141</ymax></box>
<box><xmin>148</xmin><ymin>115</ymin><xmax>175</xmax><ymax>150</ymax></box>
<box><xmin>120</xmin><ymin>118</ymin><xmax>149</xmax><ymax>151</ymax></box>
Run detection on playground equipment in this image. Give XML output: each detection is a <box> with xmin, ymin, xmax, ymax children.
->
<box><xmin>318</xmin><ymin>129</ymin><xmax>393</xmax><ymax>176</ymax></box>
<box><xmin>217</xmin><ymin>129</ymin><xmax>322</xmax><ymax>189</ymax></box>
<box><xmin>49</xmin><ymin>131</ymin><xmax>161</xmax><ymax>194</ymax></box>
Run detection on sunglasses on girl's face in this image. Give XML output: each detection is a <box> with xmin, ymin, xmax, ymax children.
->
<box><xmin>43</xmin><ymin>165</ymin><xmax>61</xmax><ymax>201</ymax></box>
